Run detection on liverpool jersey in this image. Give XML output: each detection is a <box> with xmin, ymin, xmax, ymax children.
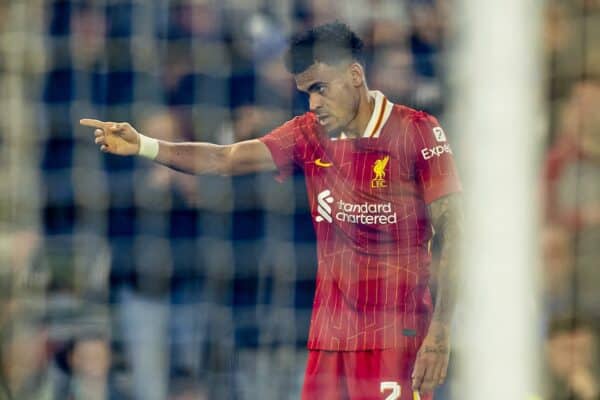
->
<box><xmin>260</xmin><ymin>91</ymin><xmax>462</xmax><ymax>351</ymax></box>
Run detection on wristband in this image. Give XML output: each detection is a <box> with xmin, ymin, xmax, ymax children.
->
<box><xmin>137</xmin><ymin>134</ymin><xmax>159</xmax><ymax>160</ymax></box>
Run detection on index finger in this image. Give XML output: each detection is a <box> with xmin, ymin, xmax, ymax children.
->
<box><xmin>80</xmin><ymin>118</ymin><xmax>110</xmax><ymax>129</ymax></box>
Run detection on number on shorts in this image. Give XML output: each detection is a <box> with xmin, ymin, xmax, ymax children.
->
<box><xmin>380</xmin><ymin>381</ymin><xmax>401</xmax><ymax>400</ymax></box>
<box><xmin>380</xmin><ymin>382</ymin><xmax>422</xmax><ymax>400</ymax></box>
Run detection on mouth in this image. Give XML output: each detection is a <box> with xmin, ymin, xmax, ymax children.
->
<box><xmin>317</xmin><ymin>115</ymin><xmax>330</xmax><ymax>125</ymax></box>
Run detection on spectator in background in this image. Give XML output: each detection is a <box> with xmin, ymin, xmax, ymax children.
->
<box><xmin>168</xmin><ymin>369</ymin><xmax>207</xmax><ymax>400</ymax></box>
<box><xmin>303</xmin><ymin>0</ymin><xmax>340</xmax><ymax>27</ymax></box>
<box><xmin>407</xmin><ymin>0</ymin><xmax>445</xmax><ymax>113</ymax></box>
<box><xmin>365</xmin><ymin>0</ymin><xmax>409</xmax><ymax>47</ymax></box>
<box><xmin>545</xmin><ymin>79</ymin><xmax>600</xmax><ymax>228</ymax></box>
<box><xmin>224</xmin><ymin>14</ymin><xmax>293</xmax><ymax>142</ymax></box>
<box><xmin>116</xmin><ymin>109</ymin><xmax>205</xmax><ymax>400</ymax></box>
<box><xmin>0</xmin><ymin>228</ymin><xmax>48</xmax><ymax>399</ymax></box>
<box><xmin>140</xmin><ymin>112</ymin><xmax>201</xmax><ymax>207</ymax></box>
<box><xmin>53</xmin><ymin>332</ymin><xmax>126</xmax><ymax>400</ymax></box>
<box><xmin>543</xmin><ymin>80</ymin><xmax>600</xmax><ymax>319</ymax></box>
<box><xmin>169</xmin><ymin>0</ymin><xmax>223</xmax><ymax>41</ymax></box>
<box><xmin>541</xmin><ymin>223</ymin><xmax>575</xmax><ymax>318</ymax></box>
<box><xmin>140</xmin><ymin>110</ymin><xmax>205</xmax><ymax>384</ymax></box>
<box><xmin>371</xmin><ymin>45</ymin><xmax>417</xmax><ymax>106</ymax></box>
<box><xmin>0</xmin><ymin>317</ymin><xmax>53</xmax><ymax>400</ymax></box>
<box><xmin>71</xmin><ymin>3</ymin><xmax>106</xmax><ymax>68</ymax></box>
<box><xmin>545</xmin><ymin>317</ymin><xmax>600</xmax><ymax>400</ymax></box>
<box><xmin>544</xmin><ymin>0</ymin><xmax>600</xmax><ymax>108</ymax></box>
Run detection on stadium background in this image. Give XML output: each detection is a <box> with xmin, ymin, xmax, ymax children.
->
<box><xmin>0</xmin><ymin>1</ymin><xmax>599</xmax><ymax>399</ymax></box>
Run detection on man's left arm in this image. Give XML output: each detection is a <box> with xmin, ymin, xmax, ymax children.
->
<box><xmin>411</xmin><ymin>192</ymin><xmax>464</xmax><ymax>395</ymax></box>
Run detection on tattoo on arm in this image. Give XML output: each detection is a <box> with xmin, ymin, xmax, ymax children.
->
<box><xmin>428</xmin><ymin>193</ymin><xmax>464</xmax><ymax>326</ymax></box>
<box><xmin>421</xmin><ymin>345</ymin><xmax>450</xmax><ymax>354</ymax></box>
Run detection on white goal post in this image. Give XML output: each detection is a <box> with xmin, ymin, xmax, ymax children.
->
<box><xmin>451</xmin><ymin>0</ymin><xmax>544</xmax><ymax>399</ymax></box>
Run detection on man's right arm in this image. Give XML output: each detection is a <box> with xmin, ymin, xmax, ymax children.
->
<box><xmin>80</xmin><ymin>119</ymin><xmax>277</xmax><ymax>176</ymax></box>
<box><xmin>155</xmin><ymin>139</ymin><xmax>276</xmax><ymax>176</ymax></box>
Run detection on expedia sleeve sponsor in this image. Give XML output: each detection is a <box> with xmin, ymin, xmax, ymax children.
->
<box><xmin>420</xmin><ymin>143</ymin><xmax>453</xmax><ymax>160</ymax></box>
<box><xmin>407</xmin><ymin>112</ymin><xmax>462</xmax><ymax>204</ymax></box>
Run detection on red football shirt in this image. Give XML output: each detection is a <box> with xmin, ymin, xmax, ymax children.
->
<box><xmin>260</xmin><ymin>91</ymin><xmax>462</xmax><ymax>351</ymax></box>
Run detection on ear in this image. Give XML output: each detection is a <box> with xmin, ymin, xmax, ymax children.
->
<box><xmin>348</xmin><ymin>63</ymin><xmax>365</xmax><ymax>87</ymax></box>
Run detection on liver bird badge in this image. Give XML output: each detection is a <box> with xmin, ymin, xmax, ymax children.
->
<box><xmin>371</xmin><ymin>156</ymin><xmax>389</xmax><ymax>188</ymax></box>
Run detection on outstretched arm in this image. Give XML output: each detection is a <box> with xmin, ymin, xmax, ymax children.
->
<box><xmin>412</xmin><ymin>192</ymin><xmax>464</xmax><ymax>395</ymax></box>
<box><xmin>80</xmin><ymin>119</ymin><xmax>277</xmax><ymax>176</ymax></box>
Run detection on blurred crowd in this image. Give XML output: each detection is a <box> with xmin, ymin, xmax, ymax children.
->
<box><xmin>0</xmin><ymin>0</ymin><xmax>599</xmax><ymax>399</ymax></box>
<box><xmin>541</xmin><ymin>1</ymin><xmax>600</xmax><ymax>398</ymax></box>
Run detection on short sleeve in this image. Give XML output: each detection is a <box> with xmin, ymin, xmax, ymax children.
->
<box><xmin>260</xmin><ymin>113</ymin><xmax>317</xmax><ymax>182</ymax></box>
<box><xmin>259</xmin><ymin>117</ymin><xmax>301</xmax><ymax>182</ymax></box>
<box><xmin>408</xmin><ymin>113</ymin><xmax>462</xmax><ymax>204</ymax></box>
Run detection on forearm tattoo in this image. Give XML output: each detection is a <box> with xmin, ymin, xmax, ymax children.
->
<box><xmin>428</xmin><ymin>193</ymin><xmax>464</xmax><ymax>326</ymax></box>
<box><xmin>421</xmin><ymin>345</ymin><xmax>450</xmax><ymax>354</ymax></box>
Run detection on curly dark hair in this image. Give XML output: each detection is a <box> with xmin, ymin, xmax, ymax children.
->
<box><xmin>284</xmin><ymin>21</ymin><xmax>364</xmax><ymax>74</ymax></box>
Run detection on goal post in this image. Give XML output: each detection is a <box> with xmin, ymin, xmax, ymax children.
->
<box><xmin>450</xmin><ymin>0</ymin><xmax>545</xmax><ymax>398</ymax></box>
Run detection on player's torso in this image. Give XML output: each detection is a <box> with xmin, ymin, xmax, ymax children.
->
<box><xmin>295</xmin><ymin>105</ymin><xmax>437</xmax><ymax>351</ymax></box>
<box><xmin>299</xmin><ymin>109</ymin><xmax>432</xmax><ymax>260</ymax></box>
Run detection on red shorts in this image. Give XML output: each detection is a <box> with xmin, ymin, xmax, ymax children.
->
<box><xmin>301</xmin><ymin>349</ymin><xmax>433</xmax><ymax>400</ymax></box>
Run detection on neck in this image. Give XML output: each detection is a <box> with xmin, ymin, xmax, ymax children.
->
<box><xmin>343</xmin><ymin>88</ymin><xmax>374</xmax><ymax>138</ymax></box>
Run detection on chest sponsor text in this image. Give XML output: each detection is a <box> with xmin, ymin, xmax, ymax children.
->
<box><xmin>316</xmin><ymin>190</ymin><xmax>397</xmax><ymax>225</ymax></box>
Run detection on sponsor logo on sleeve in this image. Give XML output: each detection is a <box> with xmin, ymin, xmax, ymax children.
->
<box><xmin>421</xmin><ymin>144</ymin><xmax>453</xmax><ymax>160</ymax></box>
<box><xmin>433</xmin><ymin>126</ymin><xmax>447</xmax><ymax>142</ymax></box>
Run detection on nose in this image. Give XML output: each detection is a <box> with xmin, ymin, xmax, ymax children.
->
<box><xmin>309</xmin><ymin>93</ymin><xmax>323</xmax><ymax>112</ymax></box>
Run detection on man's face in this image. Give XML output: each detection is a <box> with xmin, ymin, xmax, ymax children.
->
<box><xmin>295</xmin><ymin>62</ymin><xmax>361</xmax><ymax>135</ymax></box>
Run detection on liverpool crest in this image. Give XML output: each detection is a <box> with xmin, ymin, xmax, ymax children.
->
<box><xmin>371</xmin><ymin>155</ymin><xmax>389</xmax><ymax>188</ymax></box>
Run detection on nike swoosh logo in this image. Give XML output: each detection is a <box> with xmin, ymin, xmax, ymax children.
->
<box><xmin>314</xmin><ymin>158</ymin><xmax>333</xmax><ymax>168</ymax></box>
